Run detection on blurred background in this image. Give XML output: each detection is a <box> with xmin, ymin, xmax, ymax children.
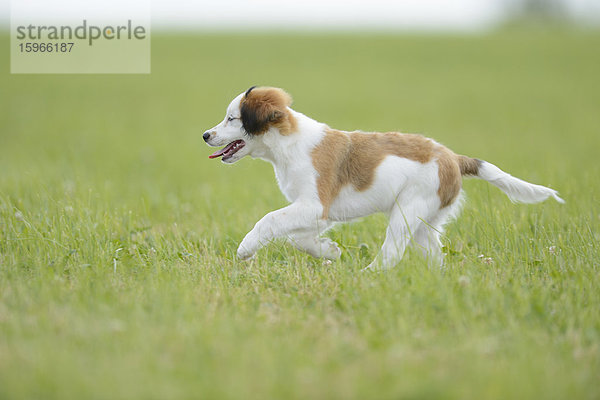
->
<box><xmin>154</xmin><ymin>0</ymin><xmax>600</xmax><ymax>31</ymax></box>
<box><xmin>2</xmin><ymin>0</ymin><xmax>600</xmax><ymax>31</ymax></box>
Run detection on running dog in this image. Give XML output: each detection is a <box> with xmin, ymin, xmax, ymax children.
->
<box><xmin>204</xmin><ymin>86</ymin><xmax>563</xmax><ymax>269</ymax></box>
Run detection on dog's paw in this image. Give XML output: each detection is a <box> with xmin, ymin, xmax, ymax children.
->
<box><xmin>361</xmin><ymin>263</ymin><xmax>376</xmax><ymax>272</ymax></box>
<box><xmin>237</xmin><ymin>243</ymin><xmax>255</xmax><ymax>260</ymax></box>
<box><xmin>362</xmin><ymin>260</ymin><xmax>387</xmax><ymax>272</ymax></box>
<box><xmin>318</xmin><ymin>238</ymin><xmax>342</xmax><ymax>260</ymax></box>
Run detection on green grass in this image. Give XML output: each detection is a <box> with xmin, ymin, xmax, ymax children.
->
<box><xmin>1</xmin><ymin>30</ymin><xmax>599</xmax><ymax>399</ymax></box>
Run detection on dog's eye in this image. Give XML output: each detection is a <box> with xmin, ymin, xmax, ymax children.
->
<box><xmin>227</xmin><ymin>116</ymin><xmax>237</xmax><ymax>122</ymax></box>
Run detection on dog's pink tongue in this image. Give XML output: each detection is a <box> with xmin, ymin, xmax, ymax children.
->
<box><xmin>208</xmin><ymin>142</ymin><xmax>235</xmax><ymax>159</ymax></box>
<box><xmin>208</xmin><ymin>148</ymin><xmax>226</xmax><ymax>159</ymax></box>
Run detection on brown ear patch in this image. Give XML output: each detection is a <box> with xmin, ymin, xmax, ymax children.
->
<box><xmin>240</xmin><ymin>87</ymin><xmax>297</xmax><ymax>135</ymax></box>
<box><xmin>312</xmin><ymin>129</ymin><xmax>437</xmax><ymax>218</ymax></box>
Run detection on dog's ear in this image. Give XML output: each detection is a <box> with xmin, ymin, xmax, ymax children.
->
<box><xmin>241</xmin><ymin>87</ymin><xmax>293</xmax><ymax>135</ymax></box>
<box><xmin>245</xmin><ymin>86</ymin><xmax>256</xmax><ymax>97</ymax></box>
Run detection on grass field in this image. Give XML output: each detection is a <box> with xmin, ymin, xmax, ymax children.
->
<box><xmin>1</xmin><ymin>30</ymin><xmax>599</xmax><ymax>399</ymax></box>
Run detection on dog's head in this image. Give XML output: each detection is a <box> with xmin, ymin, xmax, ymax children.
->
<box><xmin>204</xmin><ymin>86</ymin><xmax>297</xmax><ymax>163</ymax></box>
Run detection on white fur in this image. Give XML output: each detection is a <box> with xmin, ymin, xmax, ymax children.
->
<box><xmin>205</xmin><ymin>90</ymin><xmax>564</xmax><ymax>269</ymax></box>
<box><xmin>477</xmin><ymin>161</ymin><xmax>565</xmax><ymax>204</ymax></box>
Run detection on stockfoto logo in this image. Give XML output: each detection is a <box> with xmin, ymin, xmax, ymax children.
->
<box><xmin>15</xmin><ymin>20</ymin><xmax>147</xmax><ymax>46</ymax></box>
<box><xmin>11</xmin><ymin>0</ymin><xmax>150</xmax><ymax>74</ymax></box>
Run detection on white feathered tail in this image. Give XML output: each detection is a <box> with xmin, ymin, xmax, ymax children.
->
<box><xmin>460</xmin><ymin>157</ymin><xmax>564</xmax><ymax>204</ymax></box>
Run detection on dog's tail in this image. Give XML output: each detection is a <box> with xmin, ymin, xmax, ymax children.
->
<box><xmin>458</xmin><ymin>156</ymin><xmax>564</xmax><ymax>204</ymax></box>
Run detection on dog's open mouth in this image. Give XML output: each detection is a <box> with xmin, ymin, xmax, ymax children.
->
<box><xmin>208</xmin><ymin>139</ymin><xmax>246</xmax><ymax>161</ymax></box>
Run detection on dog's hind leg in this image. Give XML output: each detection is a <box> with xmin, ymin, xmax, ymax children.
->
<box><xmin>364</xmin><ymin>194</ymin><xmax>438</xmax><ymax>271</ymax></box>
<box><xmin>411</xmin><ymin>194</ymin><xmax>463</xmax><ymax>267</ymax></box>
<box><xmin>411</xmin><ymin>222</ymin><xmax>444</xmax><ymax>267</ymax></box>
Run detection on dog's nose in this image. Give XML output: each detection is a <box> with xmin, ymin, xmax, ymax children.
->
<box><xmin>203</xmin><ymin>131</ymin><xmax>211</xmax><ymax>142</ymax></box>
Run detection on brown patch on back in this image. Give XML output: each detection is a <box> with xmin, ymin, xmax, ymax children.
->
<box><xmin>312</xmin><ymin>129</ymin><xmax>477</xmax><ymax>215</ymax></box>
<box><xmin>240</xmin><ymin>87</ymin><xmax>297</xmax><ymax>135</ymax></box>
<box><xmin>311</xmin><ymin>129</ymin><xmax>436</xmax><ymax>218</ymax></box>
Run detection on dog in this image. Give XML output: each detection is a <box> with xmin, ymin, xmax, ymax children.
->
<box><xmin>204</xmin><ymin>86</ymin><xmax>564</xmax><ymax>270</ymax></box>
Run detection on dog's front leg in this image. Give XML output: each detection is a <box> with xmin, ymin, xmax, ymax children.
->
<box><xmin>287</xmin><ymin>229</ymin><xmax>341</xmax><ymax>260</ymax></box>
<box><xmin>237</xmin><ymin>202</ymin><xmax>323</xmax><ymax>260</ymax></box>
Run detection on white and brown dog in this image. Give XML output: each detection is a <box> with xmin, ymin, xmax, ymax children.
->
<box><xmin>204</xmin><ymin>86</ymin><xmax>563</xmax><ymax>270</ymax></box>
